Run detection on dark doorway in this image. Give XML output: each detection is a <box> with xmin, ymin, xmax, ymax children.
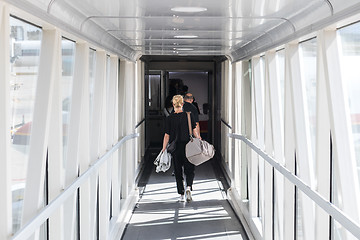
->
<box><xmin>168</xmin><ymin>71</ymin><xmax>210</xmax><ymax>141</ymax></box>
<box><xmin>142</xmin><ymin>55</ymin><xmax>222</xmax><ymax>150</ymax></box>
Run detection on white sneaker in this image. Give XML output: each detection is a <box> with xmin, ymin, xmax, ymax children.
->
<box><xmin>179</xmin><ymin>195</ymin><xmax>185</xmax><ymax>202</ymax></box>
<box><xmin>186</xmin><ymin>189</ymin><xmax>192</xmax><ymax>202</ymax></box>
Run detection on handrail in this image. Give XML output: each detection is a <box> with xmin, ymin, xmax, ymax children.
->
<box><xmin>228</xmin><ymin>133</ymin><xmax>360</xmax><ymax>239</ymax></box>
<box><xmin>12</xmin><ymin>133</ymin><xmax>139</xmax><ymax>240</ymax></box>
<box><xmin>221</xmin><ymin>119</ymin><xmax>232</xmax><ymax>129</ymax></box>
<box><xmin>135</xmin><ymin>118</ymin><xmax>145</xmax><ymax>129</ymax></box>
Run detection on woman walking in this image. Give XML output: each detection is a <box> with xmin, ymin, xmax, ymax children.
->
<box><xmin>161</xmin><ymin>95</ymin><xmax>200</xmax><ymax>202</ymax></box>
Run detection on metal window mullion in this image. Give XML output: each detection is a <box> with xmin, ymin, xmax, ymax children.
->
<box><xmin>47</xmin><ymin>29</ymin><xmax>63</xmax><ymax>240</ymax></box>
<box><xmin>109</xmin><ymin>56</ymin><xmax>120</xmax><ymax>218</ymax></box>
<box><xmin>77</xmin><ymin>46</ymin><xmax>91</xmax><ymax>240</ymax></box>
<box><xmin>230</xmin><ymin>62</ymin><xmax>236</xmax><ymax>185</ymax></box>
<box><xmin>242</xmin><ymin>61</ymin><xmax>251</xmax><ymax>199</ymax></box>
<box><xmin>135</xmin><ymin>60</ymin><xmax>143</xmax><ymax>162</ymax></box>
<box><xmin>140</xmin><ymin>61</ymin><xmax>146</xmax><ymax>159</ymax></box>
<box><xmin>63</xmin><ymin>42</ymin><xmax>89</xmax><ymax>240</ymax></box>
<box><xmin>253</xmin><ymin>56</ymin><xmax>265</xmax><ymax>228</ymax></box>
<box><xmin>315</xmin><ymin>31</ymin><xmax>331</xmax><ymax>239</ymax></box>
<box><xmin>118</xmin><ymin>59</ymin><xmax>125</xmax><ymax>202</ymax></box>
<box><xmin>134</xmin><ymin>60</ymin><xmax>141</xmax><ymax>169</ymax></box>
<box><xmin>97</xmin><ymin>52</ymin><xmax>111</xmax><ymax>240</ymax></box>
<box><xmin>126</xmin><ymin>62</ymin><xmax>136</xmax><ymax>191</ymax></box>
<box><xmin>86</xmin><ymin>50</ymin><xmax>106</xmax><ymax>240</ymax></box>
<box><xmin>21</xmin><ymin>29</ymin><xmax>60</xmax><ymax>239</ymax></box>
<box><xmin>283</xmin><ymin>44</ymin><xmax>296</xmax><ymax>240</ymax></box>
<box><xmin>267</xmin><ymin>50</ymin><xmax>285</xmax><ymax>240</ymax></box>
<box><xmin>287</xmin><ymin>42</ymin><xmax>316</xmax><ymax>240</ymax></box>
<box><xmin>89</xmin><ymin>51</ymin><xmax>106</xmax><ymax>171</ymax></box>
<box><xmin>119</xmin><ymin>60</ymin><xmax>129</xmax><ymax>198</ymax></box>
<box><xmin>233</xmin><ymin>62</ymin><xmax>242</xmax><ymax>191</ymax></box>
<box><xmin>221</xmin><ymin>61</ymin><xmax>227</xmax><ymax>162</ymax></box>
<box><xmin>322</xmin><ymin>29</ymin><xmax>360</xmax><ymax>229</ymax></box>
<box><xmin>249</xmin><ymin>58</ymin><xmax>259</xmax><ymax>219</ymax></box>
<box><xmin>263</xmin><ymin>53</ymin><xmax>274</xmax><ymax>240</ymax></box>
<box><xmin>88</xmin><ymin>51</ymin><xmax>105</xmax><ymax>240</ymax></box>
<box><xmin>122</xmin><ymin>62</ymin><xmax>135</xmax><ymax>195</ymax></box>
<box><xmin>227</xmin><ymin>61</ymin><xmax>233</xmax><ymax>169</ymax></box>
<box><xmin>221</xmin><ymin>61</ymin><xmax>225</xmax><ymax>162</ymax></box>
<box><xmin>0</xmin><ymin>3</ymin><xmax>12</xmax><ymax>239</ymax></box>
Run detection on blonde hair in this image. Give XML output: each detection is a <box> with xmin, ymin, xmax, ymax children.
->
<box><xmin>172</xmin><ymin>95</ymin><xmax>184</xmax><ymax>108</ymax></box>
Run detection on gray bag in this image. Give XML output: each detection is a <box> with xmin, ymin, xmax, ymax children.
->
<box><xmin>185</xmin><ymin>112</ymin><xmax>215</xmax><ymax>166</ymax></box>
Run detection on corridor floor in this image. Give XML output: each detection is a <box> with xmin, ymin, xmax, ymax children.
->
<box><xmin>121</xmin><ymin>157</ymin><xmax>248</xmax><ymax>240</ymax></box>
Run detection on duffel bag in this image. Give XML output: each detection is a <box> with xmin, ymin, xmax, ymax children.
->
<box><xmin>185</xmin><ymin>112</ymin><xmax>215</xmax><ymax>166</ymax></box>
<box><xmin>186</xmin><ymin>138</ymin><xmax>215</xmax><ymax>166</ymax></box>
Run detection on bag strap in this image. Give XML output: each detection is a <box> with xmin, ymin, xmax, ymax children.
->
<box><xmin>186</xmin><ymin>112</ymin><xmax>193</xmax><ymax>141</ymax></box>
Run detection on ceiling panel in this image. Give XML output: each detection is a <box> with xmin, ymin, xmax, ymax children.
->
<box><xmin>13</xmin><ymin>0</ymin><xmax>359</xmax><ymax>60</ymax></box>
<box><xmin>57</xmin><ymin>0</ymin><xmax>320</xmax><ymax>56</ymax></box>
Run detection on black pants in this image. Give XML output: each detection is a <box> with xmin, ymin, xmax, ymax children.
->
<box><xmin>173</xmin><ymin>141</ymin><xmax>195</xmax><ymax>195</ymax></box>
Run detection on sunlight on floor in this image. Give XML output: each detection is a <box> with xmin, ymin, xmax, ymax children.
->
<box><xmin>140</xmin><ymin>178</ymin><xmax>225</xmax><ymax>203</ymax></box>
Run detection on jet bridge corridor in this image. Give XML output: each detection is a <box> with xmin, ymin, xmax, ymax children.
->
<box><xmin>2</xmin><ymin>0</ymin><xmax>360</xmax><ymax>239</ymax></box>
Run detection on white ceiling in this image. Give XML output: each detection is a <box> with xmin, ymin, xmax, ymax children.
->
<box><xmin>8</xmin><ymin>0</ymin><xmax>360</xmax><ymax>61</ymax></box>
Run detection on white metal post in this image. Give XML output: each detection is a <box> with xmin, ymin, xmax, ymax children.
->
<box><xmin>283</xmin><ymin>44</ymin><xmax>296</xmax><ymax>240</ymax></box>
<box><xmin>233</xmin><ymin>62</ymin><xmax>242</xmax><ymax>191</ymax></box>
<box><xmin>87</xmin><ymin>50</ymin><xmax>106</xmax><ymax>240</ymax></box>
<box><xmin>249</xmin><ymin>57</ymin><xmax>259</xmax><ymax>219</ymax></box>
<box><xmin>109</xmin><ymin>56</ymin><xmax>120</xmax><ymax>218</ymax></box>
<box><xmin>266</xmin><ymin>50</ymin><xmax>285</xmax><ymax>240</ymax></box>
<box><xmin>263</xmin><ymin>53</ymin><xmax>274</xmax><ymax>240</ymax></box>
<box><xmin>134</xmin><ymin>60</ymin><xmax>140</xmax><ymax>169</ymax></box>
<box><xmin>125</xmin><ymin>62</ymin><xmax>136</xmax><ymax>193</ymax></box>
<box><xmin>321</xmin><ymin>29</ymin><xmax>360</xmax><ymax>237</ymax></box>
<box><xmin>241</xmin><ymin>61</ymin><xmax>251</xmax><ymax>199</ymax></box>
<box><xmin>221</xmin><ymin>61</ymin><xmax>227</xmax><ymax>164</ymax></box>
<box><xmin>230</xmin><ymin>61</ymin><xmax>236</xmax><ymax>186</ymax></box>
<box><xmin>315</xmin><ymin>31</ymin><xmax>331</xmax><ymax>240</ymax></box>
<box><xmin>88</xmin><ymin>50</ymin><xmax>108</xmax><ymax>240</ymax></box>
<box><xmin>0</xmin><ymin>3</ymin><xmax>12</xmax><ymax>239</ymax></box>
<box><xmin>99</xmin><ymin>56</ymin><xmax>109</xmax><ymax>239</ymax></box>
<box><xmin>287</xmin><ymin>42</ymin><xmax>316</xmax><ymax>240</ymax></box>
<box><xmin>47</xmin><ymin>30</ymin><xmax>63</xmax><ymax>240</ymax></box>
<box><xmin>253</xmin><ymin>56</ymin><xmax>265</xmax><ymax>229</ymax></box>
<box><xmin>63</xmin><ymin>42</ymin><xmax>89</xmax><ymax>240</ymax></box>
<box><xmin>77</xmin><ymin>45</ymin><xmax>91</xmax><ymax>240</ymax></box>
<box><xmin>139</xmin><ymin>61</ymin><xmax>146</xmax><ymax>159</ymax></box>
<box><xmin>119</xmin><ymin>60</ymin><xmax>129</xmax><ymax>198</ymax></box>
<box><xmin>140</xmin><ymin>61</ymin><xmax>146</xmax><ymax>159</ymax></box>
<box><xmin>21</xmin><ymin>28</ymin><xmax>61</xmax><ymax>239</ymax></box>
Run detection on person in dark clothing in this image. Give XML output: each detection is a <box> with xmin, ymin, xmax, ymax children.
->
<box><xmin>183</xmin><ymin>93</ymin><xmax>201</xmax><ymax>139</ymax></box>
<box><xmin>162</xmin><ymin>95</ymin><xmax>200</xmax><ymax>202</ymax></box>
<box><xmin>163</xmin><ymin>95</ymin><xmax>173</xmax><ymax>117</ymax></box>
<box><xmin>192</xmin><ymin>96</ymin><xmax>201</xmax><ymax>114</ymax></box>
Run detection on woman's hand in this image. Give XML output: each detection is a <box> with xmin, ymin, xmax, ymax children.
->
<box><xmin>193</xmin><ymin>129</ymin><xmax>202</xmax><ymax>140</ymax></box>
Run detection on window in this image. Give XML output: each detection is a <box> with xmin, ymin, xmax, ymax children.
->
<box><xmin>336</xmin><ymin>22</ymin><xmax>360</xmax><ymax>239</ymax></box>
<box><xmin>9</xmin><ymin>16</ymin><xmax>42</xmax><ymax>234</ymax></box>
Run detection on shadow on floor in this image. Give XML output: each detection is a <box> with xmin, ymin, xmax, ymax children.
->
<box><xmin>123</xmin><ymin>149</ymin><xmax>248</xmax><ymax>240</ymax></box>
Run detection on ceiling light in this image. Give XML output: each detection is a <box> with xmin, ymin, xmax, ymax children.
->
<box><xmin>175</xmin><ymin>48</ymin><xmax>194</xmax><ymax>51</ymax></box>
<box><xmin>171</xmin><ymin>7</ymin><xmax>207</xmax><ymax>13</ymax></box>
<box><xmin>174</xmin><ymin>35</ymin><xmax>198</xmax><ymax>38</ymax></box>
